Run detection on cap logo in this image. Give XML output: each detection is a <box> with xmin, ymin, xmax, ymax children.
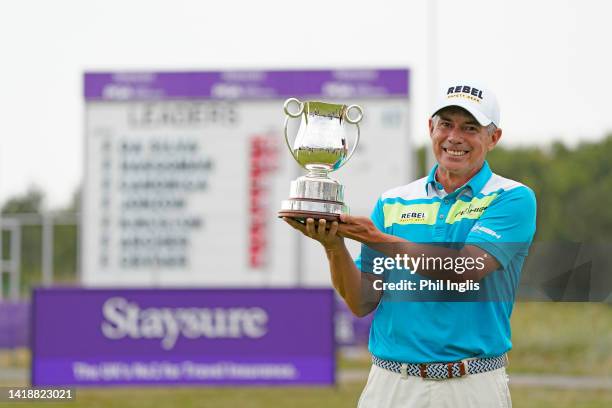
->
<box><xmin>447</xmin><ymin>86</ymin><xmax>483</xmax><ymax>103</ymax></box>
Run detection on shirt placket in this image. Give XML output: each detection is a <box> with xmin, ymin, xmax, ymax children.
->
<box><xmin>432</xmin><ymin>182</ymin><xmax>449</xmax><ymax>241</ymax></box>
<box><xmin>433</xmin><ymin>185</ymin><xmax>463</xmax><ymax>242</ymax></box>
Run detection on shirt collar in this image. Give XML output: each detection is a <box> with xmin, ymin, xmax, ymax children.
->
<box><xmin>425</xmin><ymin>161</ymin><xmax>492</xmax><ymax>196</ymax></box>
<box><xmin>425</xmin><ymin>163</ymin><xmax>441</xmax><ymax>193</ymax></box>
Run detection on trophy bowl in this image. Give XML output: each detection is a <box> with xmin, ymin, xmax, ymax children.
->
<box><xmin>278</xmin><ymin>98</ymin><xmax>363</xmax><ymax>222</ymax></box>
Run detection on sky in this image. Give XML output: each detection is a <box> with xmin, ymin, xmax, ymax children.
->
<box><xmin>0</xmin><ymin>0</ymin><xmax>610</xmax><ymax>209</ymax></box>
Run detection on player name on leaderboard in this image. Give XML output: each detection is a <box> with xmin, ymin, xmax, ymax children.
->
<box><xmin>110</xmin><ymin>138</ymin><xmax>212</xmax><ymax>269</ymax></box>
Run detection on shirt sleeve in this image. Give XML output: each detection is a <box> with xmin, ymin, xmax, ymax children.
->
<box><xmin>466</xmin><ymin>186</ymin><xmax>537</xmax><ymax>269</ymax></box>
<box><xmin>354</xmin><ymin>198</ymin><xmax>385</xmax><ymax>273</ymax></box>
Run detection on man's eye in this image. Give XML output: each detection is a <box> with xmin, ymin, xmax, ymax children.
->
<box><xmin>439</xmin><ymin>122</ymin><xmax>451</xmax><ymax>128</ymax></box>
<box><xmin>464</xmin><ymin>126</ymin><xmax>478</xmax><ymax>132</ymax></box>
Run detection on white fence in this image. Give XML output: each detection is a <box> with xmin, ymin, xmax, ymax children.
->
<box><xmin>0</xmin><ymin>213</ymin><xmax>78</xmax><ymax>300</ymax></box>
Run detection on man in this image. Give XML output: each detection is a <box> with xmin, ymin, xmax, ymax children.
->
<box><xmin>284</xmin><ymin>81</ymin><xmax>536</xmax><ymax>407</ymax></box>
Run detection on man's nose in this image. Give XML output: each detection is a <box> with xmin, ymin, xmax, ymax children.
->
<box><xmin>447</xmin><ymin>127</ymin><xmax>464</xmax><ymax>143</ymax></box>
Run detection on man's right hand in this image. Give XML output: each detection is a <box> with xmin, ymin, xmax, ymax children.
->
<box><xmin>283</xmin><ymin>216</ymin><xmax>380</xmax><ymax>317</ymax></box>
<box><xmin>282</xmin><ymin>217</ymin><xmax>344</xmax><ymax>252</ymax></box>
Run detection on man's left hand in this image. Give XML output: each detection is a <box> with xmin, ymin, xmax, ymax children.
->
<box><xmin>337</xmin><ymin>214</ymin><xmax>388</xmax><ymax>243</ymax></box>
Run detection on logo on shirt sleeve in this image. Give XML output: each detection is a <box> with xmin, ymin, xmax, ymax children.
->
<box><xmin>470</xmin><ymin>223</ymin><xmax>502</xmax><ymax>239</ymax></box>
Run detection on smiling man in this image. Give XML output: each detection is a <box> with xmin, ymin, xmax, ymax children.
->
<box><xmin>284</xmin><ymin>81</ymin><xmax>536</xmax><ymax>407</ymax></box>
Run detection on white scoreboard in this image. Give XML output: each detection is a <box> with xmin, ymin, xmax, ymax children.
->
<box><xmin>82</xmin><ymin>69</ymin><xmax>413</xmax><ymax>287</ymax></box>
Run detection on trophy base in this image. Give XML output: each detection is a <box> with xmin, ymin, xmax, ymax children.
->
<box><xmin>278</xmin><ymin>210</ymin><xmax>341</xmax><ymax>222</ymax></box>
<box><xmin>278</xmin><ymin>198</ymin><xmax>347</xmax><ymax>222</ymax></box>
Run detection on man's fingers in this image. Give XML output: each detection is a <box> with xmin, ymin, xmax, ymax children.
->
<box><xmin>305</xmin><ymin>218</ymin><xmax>316</xmax><ymax>236</ymax></box>
<box><xmin>329</xmin><ymin>220</ymin><xmax>339</xmax><ymax>236</ymax></box>
<box><xmin>285</xmin><ymin>216</ymin><xmax>346</xmax><ymax>245</ymax></box>
<box><xmin>339</xmin><ymin>213</ymin><xmax>351</xmax><ymax>223</ymax></box>
<box><xmin>317</xmin><ymin>219</ymin><xmax>327</xmax><ymax>239</ymax></box>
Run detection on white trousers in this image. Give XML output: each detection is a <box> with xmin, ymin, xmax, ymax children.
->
<box><xmin>357</xmin><ymin>364</ymin><xmax>512</xmax><ymax>408</ymax></box>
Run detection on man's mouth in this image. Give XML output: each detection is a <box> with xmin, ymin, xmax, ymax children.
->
<box><xmin>443</xmin><ymin>147</ymin><xmax>469</xmax><ymax>157</ymax></box>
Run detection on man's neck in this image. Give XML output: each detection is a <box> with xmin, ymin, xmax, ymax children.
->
<box><xmin>435</xmin><ymin>166</ymin><xmax>481</xmax><ymax>193</ymax></box>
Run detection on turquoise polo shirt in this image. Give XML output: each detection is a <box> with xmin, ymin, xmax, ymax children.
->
<box><xmin>355</xmin><ymin>161</ymin><xmax>537</xmax><ymax>363</ymax></box>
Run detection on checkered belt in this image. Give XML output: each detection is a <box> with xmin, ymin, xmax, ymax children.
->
<box><xmin>372</xmin><ymin>354</ymin><xmax>507</xmax><ymax>380</ymax></box>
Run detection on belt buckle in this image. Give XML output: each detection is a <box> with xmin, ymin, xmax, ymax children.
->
<box><xmin>419</xmin><ymin>364</ymin><xmax>428</xmax><ymax>379</ymax></box>
<box><xmin>417</xmin><ymin>359</ymin><xmax>474</xmax><ymax>380</ymax></box>
<box><xmin>414</xmin><ymin>358</ymin><xmax>481</xmax><ymax>380</ymax></box>
<box><xmin>459</xmin><ymin>359</ymin><xmax>470</xmax><ymax>377</ymax></box>
<box><xmin>419</xmin><ymin>363</ymin><xmax>448</xmax><ymax>381</ymax></box>
<box><xmin>437</xmin><ymin>360</ymin><xmax>470</xmax><ymax>379</ymax></box>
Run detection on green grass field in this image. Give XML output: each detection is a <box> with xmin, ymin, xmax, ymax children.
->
<box><xmin>509</xmin><ymin>302</ymin><xmax>612</xmax><ymax>376</ymax></box>
<box><xmin>337</xmin><ymin>302</ymin><xmax>612</xmax><ymax>376</ymax></box>
<box><xmin>0</xmin><ymin>383</ymin><xmax>610</xmax><ymax>408</ymax></box>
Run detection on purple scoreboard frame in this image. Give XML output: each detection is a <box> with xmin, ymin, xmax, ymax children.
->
<box><xmin>84</xmin><ymin>69</ymin><xmax>409</xmax><ymax>101</ymax></box>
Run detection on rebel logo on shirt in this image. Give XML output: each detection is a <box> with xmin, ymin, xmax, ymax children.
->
<box><xmin>383</xmin><ymin>203</ymin><xmax>440</xmax><ymax>227</ymax></box>
<box><xmin>400</xmin><ymin>212</ymin><xmax>426</xmax><ymax>220</ymax></box>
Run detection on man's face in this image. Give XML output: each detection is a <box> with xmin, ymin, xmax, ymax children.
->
<box><xmin>429</xmin><ymin>107</ymin><xmax>501</xmax><ymax>177</ymax></box>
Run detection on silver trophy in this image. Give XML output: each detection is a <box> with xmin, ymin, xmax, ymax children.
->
<box><xmin>278</xmin><ymin>98</ymin><xmax>363</xmax><ymax>221</ymax></box>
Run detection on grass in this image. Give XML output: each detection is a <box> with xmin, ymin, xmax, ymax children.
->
<box><xmin>0</xmin><ymin>349</ymin><xmax>28</xmax><ymax>369</ymax></box>
<box><xmin>0</xmin><ymin>383</ymin><xmax>609</xmax><ymax>408</ymax></box>
<box><xmin>338</xmin><ymin>302</ymin><xmax>612</xmax><ymax>376</ymax></box>
<box><xmin>508</xmin><ymin>302</ymin><xmax>612</xmax><ymax>376</ymax></box>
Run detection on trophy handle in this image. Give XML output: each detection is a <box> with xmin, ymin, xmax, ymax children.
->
<box><xmin>283</xmin><ymin>98</ymin><xmax>305</xmax><ymax>165</ymax></box>
<box><xmin>337</xmin><ymin>104</ymin><xmax>363</xmax><ymax>169</ymax></box>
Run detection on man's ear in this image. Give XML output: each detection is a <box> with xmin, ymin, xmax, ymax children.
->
<box><xmin>428</xmin><ymin>118</ymin><xmax>434</xmax><ymax>139</ymax></box>
<box><xmin>488</xmin><ymin>128</ymin><xmax>502</xmax><ymax>151</ymax></box>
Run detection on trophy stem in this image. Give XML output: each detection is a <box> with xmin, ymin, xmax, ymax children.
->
<box><xmin>305</xmin><ymin>165</ymin><xmax>330</xmax><ymax>179</ymax></box>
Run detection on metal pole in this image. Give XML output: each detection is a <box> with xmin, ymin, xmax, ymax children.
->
<box><xmin>294</xmin><ymin>163</ymin><xmax>304</xmax><ymax>286</ymax></box>
<box><xmin>9</xmin><ymin>223</ymin><xmax>21</xmax><ymax>300</ymax></box>
<box><xmin>295</xmin><ymin>234</ymin><xmax>304</xmax><ymax>287</ymax></box>
<box><xmin>42</xmin><ymin>214</ymin><xmax>54</xmax><ymax>286</ymax></box>
<box><xmin>0</xmin><ymin>216</ymin><xmax>3</xmax><ymax>300</ymax></box>
<box><xmin>426</xmin><ymin>0</ymin><xmax>439</xmax><ymax>171</ymax></box>
<box><xmin>76</xmin><ymin>211</ymin><xmax>82</xmax><ymax>284</ymax></box>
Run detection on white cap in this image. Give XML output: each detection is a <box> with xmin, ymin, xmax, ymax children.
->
<box><xmin>431</xmin><ymin>81</ymin><xmax>500</xmax><ymax>127</ymax></box>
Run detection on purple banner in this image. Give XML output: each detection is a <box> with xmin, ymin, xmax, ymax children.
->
<box><xmin>334</xmin><ymin>299</ymin><xmax>373</xmax><ymax>347</ymax></box>
<box><xmin>84</xmin><ymin>69</ymin><xmax>409</xmax><ymax>101</ymax></box>
<box><xmin>31</xmin><ymin>288</ymin><xmax>335</xmax><ymax>386</ymax></box>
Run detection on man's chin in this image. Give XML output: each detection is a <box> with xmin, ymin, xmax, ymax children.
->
<box><xmin>439</xmin><ymin>159</ymin><xmax>468</xmax><ymax>172</ymax></box>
